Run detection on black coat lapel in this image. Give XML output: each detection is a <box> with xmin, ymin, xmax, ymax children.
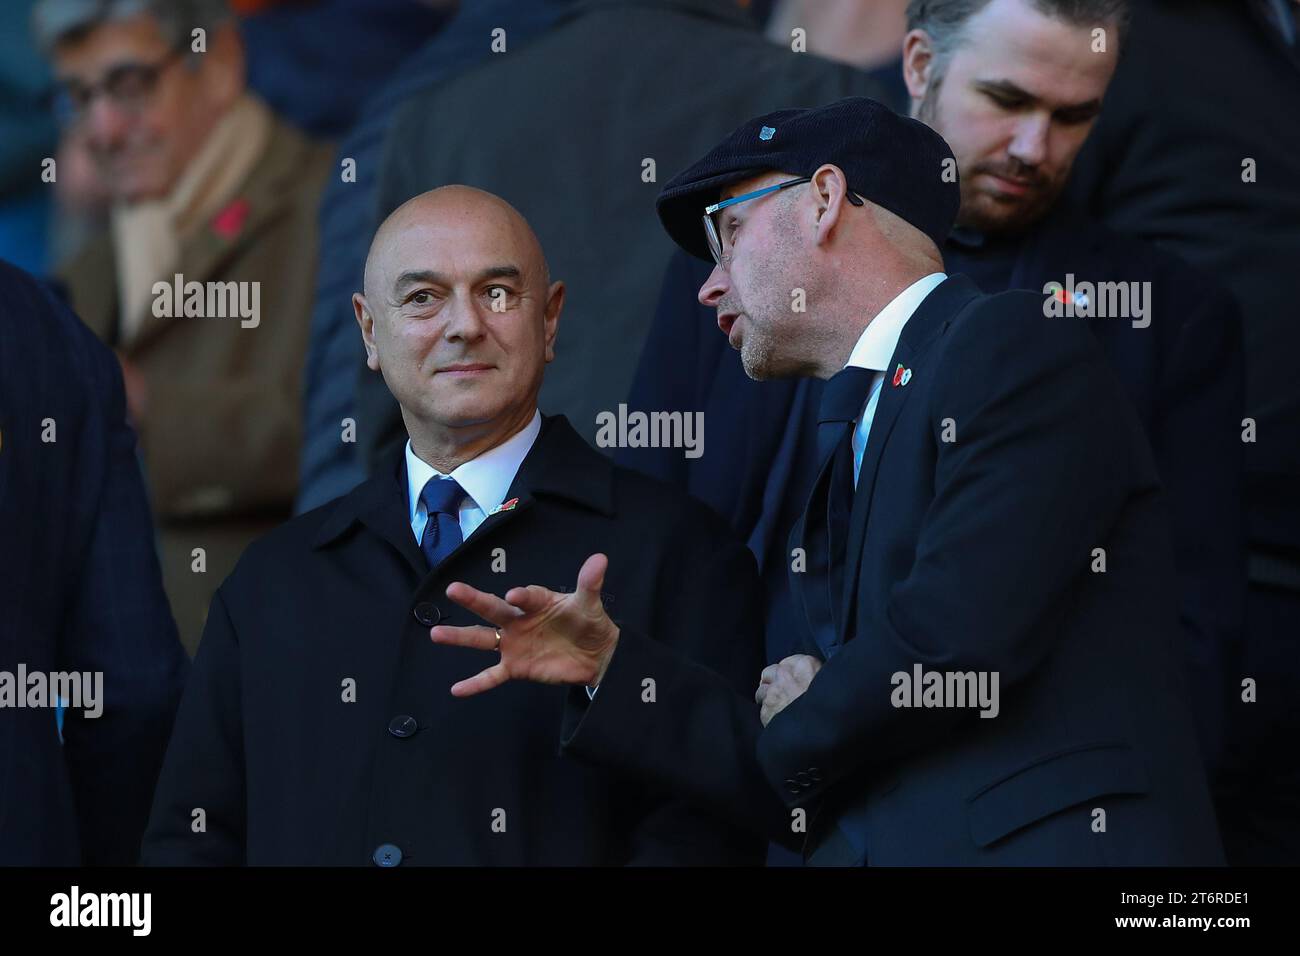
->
<box><xmin>790</xmin><ymin>425</ymin><xmax>846</xmax><ymax>659</ymax></box>
<box><xmin>308</xmin><ymin>446</ymin><xmax>427</xmax><ymax>578</ymax></box>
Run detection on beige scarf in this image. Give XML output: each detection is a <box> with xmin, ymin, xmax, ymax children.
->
<box><xmin>110</xmin><ymin>94</ymin><xmax>272</xmax><ymax>343</ymax></box>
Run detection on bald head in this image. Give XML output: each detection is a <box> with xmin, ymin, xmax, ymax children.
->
<box><xmin>353</xmin><ymin>184</ymin><xmax>565</xmax><ymax>466</ymax></box>
<box><xmin>363</xmin><ymin>185</ymin><xmax>550</xmax><ymax>303</ymax></box>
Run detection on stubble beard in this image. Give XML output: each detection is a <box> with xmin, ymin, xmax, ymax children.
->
<box><xmin>739</xmin><ymin>324</ymin><xmax>777</xmax><ymax>381</ymax></box>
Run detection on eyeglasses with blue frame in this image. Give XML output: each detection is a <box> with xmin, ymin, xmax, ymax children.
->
<box><xmin>702</xmin><ymin>175</ymin><xmax>864</xmax><ymax>267</ymax></box>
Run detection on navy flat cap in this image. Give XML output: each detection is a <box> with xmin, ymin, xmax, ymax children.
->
<box><xmin>656</xmin><ymin>97</ymin><xmax>960</xmax><ymax>262</ymax></box>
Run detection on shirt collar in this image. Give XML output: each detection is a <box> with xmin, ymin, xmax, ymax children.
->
<box><xmin>844</xmin><ymin>272</ymin><xmax>947</xmax><ymax>372</ymax></box>
<box><xmin>406</xmin><ymin>410</ymin><xmax>542</xmax><ymax>521</ymax></box>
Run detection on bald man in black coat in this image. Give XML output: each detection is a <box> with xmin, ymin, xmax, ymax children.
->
<box><xmin>141</xmin><ymin>187</ymin><xmax>767</xmax><ymax>866</ymax></box>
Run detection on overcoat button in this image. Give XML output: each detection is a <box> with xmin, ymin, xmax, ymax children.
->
<box><xmin>413</xmin><ymin>602</ymin><xmax>440</xmax><ymax>626</ymax></box>
<box><xmin>388</xmin><ymin>715</ymin><xmax>418</xmax><ymax>738</ymax></box>
<box><xmin>372</xmin><ymin>843</ymin><xmax>402</xmax><ymax>867</ymax></box>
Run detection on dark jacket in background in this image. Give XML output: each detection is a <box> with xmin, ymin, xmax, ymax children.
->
<box><xmin>621</xmin><ymin>206</ymin><xmax>1246</xmax><ymax>783</ymax></box>
<box><xmin>1066</xmin><ymin>0</ymin><xmax>1300</xmax><ymax>568</ymax></box>
<box><xmin>297</xmin><ymin>0</ymin><xmax>577</xmax><ymax>513</ymax></box>
<box><xmin>142</xmin><ymin>415</ymin><xmax>764</xmax><ymax>865</ymax></box>
<box><xmin>1063</xmin><ymin>0</ymin><xmax>1300</xmax><ymax>865</ymax></box>
<box><xmin>241</xmin><ymin>0</ymin><xmax>456</xmax><ymax>140</ymax></box>
<box><xmin>354</xmin><ymin>0</ymin><xmax>889</xmax><ymax>474</ymax></box>
<box><xmin>0</xmin><ymin>260</ymin><xmax>188</xmax><ymax>865</ymax></box>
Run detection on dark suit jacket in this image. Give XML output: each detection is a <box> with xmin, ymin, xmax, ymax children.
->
<box><xmin>945</xmin><ymin>207</ymin><xmax>1247</xmax><ymax>780</ymax></box>
<box><xmin>0</xmin><ymin>260</ymin><xmax>188</xmax><ymax>865</ymax></box>
<box><xmin>622</xmin><ymin>208</ymin><xmax>1246</xmax><ymax>780</ymax></box>
<box><xmin>585</xmin><ymin>276</ymin><xmax>1224</xmax><ymax>864</ymax></box>
<box><xmin>771</xmin><ymin>276</ymin><xmax>1222</xmax><ymax>864</ymax></box>
<box><xmin>141</xmin><ymin>415</ymin><xmax>765</xmax><ymax>865</ymax></box>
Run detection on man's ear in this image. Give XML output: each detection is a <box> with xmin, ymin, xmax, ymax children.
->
<box><xmin>542</xmin><ymin>280</ymin><xmax>564</xmax><ymax>364</ymax></box>
<box><xmin>902</xmin><ymin>28</ymin><xmax>936</xmax><ymax>103</ymax></box>
<box><xmin>810</xmin><ymin>164</ymin><xmax>853</xmax><ymax>247</ymax></box>
<box><xmin>354</xmin><ymin>293</ymin><xmax>381</xmax><ymax>372</ymax></box>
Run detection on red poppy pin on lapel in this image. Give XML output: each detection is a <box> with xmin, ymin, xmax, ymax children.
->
<box><xmin>893</xmin><ymin>364</ymin><xmax>912</xmax><ymax>387</ymax></box>
<box><xmin>211</xmin><ymin>198</ymin><xmax>250</xmax><ymax>240</ymax></box>
<box><xmin>489</xmin><ymin>498</ymin><xmax>519</xmax><ymax>516</ymax></box>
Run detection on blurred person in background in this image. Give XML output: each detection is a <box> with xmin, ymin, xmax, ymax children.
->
<box><xmin>1065</xmin><ymin>0</ymin><xmax>1300</xmax><ymax>866</ymax></box>
<box><xmin>49</xmin><ymin>115</ymin><xmax>112</xmax><ymax>266</ymax></box>
<box><xmin>35</xmin><ymin>0</ymin><xmax>333</xmax><ymax>653</ymax></box>
<box><xmin>235</xmin><ymin>0</ymin><xmax>458</xmax><ymax>139</ymax></box>
<box><xmin>765</xmin><ymin>0</ymin><xmax>910</xmax><ymax>106</ymax></box>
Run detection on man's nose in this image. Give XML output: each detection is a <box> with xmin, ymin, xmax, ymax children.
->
<box><xmin>83</xmin><ymin>96</ymin><xmax>131</xmax><ymax>149</ymax></box>
<box><xmin>442</xmin><ymin>293</ymin><xmax>489</xmax><ymax>341</ymax></box>
<box><xmin>697</xmin><ymin>263</ymin><xmax>730</xmax><ymax>308</ymax></box>
<box><xmin>1007</xmin><ymin>114</ymin><xmax>1051</xmax><ymax>169</ymax></box>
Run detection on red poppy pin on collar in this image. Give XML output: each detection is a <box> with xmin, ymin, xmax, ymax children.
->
<box><xmin>892</xmin><ymin>364</ymin><xmax>912</xmax><ymax>387</ymax></box>
<box><xmin>489</xmin><ymin>498</ymin><xmax>520</xmax><ymax>516</ymax></box>
<box><xmin>211</xmin><ymin>198</ymin><xmax>250</xmax><ymax>240</ymax></box>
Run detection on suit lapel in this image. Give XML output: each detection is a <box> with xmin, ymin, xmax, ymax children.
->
<box><xmin>746</xmin><ymin>380</ymin><xmax>812</xmax><ymax>571</ymax></box>
<box><xmin>834</xmin><ymin>275</ymin><xmax>984</xmax><ymax>648</ymax></box>
<box><xmin>791</xmin><ymin>428</ymin><xmax>845</xmax><ymax>657</ymax></box>
<box><xmin>833</xmin><ymin>342</ymin><xmax>917</xmax><ymax>647</ymax></box>
<box><xmin>365</xmin><ymin>452</ymin><xmax>431</xmax><ymax>579</ymax></box>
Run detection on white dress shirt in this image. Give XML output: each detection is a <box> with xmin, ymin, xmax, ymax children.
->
<box><xmin>405</xmin><ymin>410</ymin><xmax>542</xmax><ymax>544</ymax></box>
<box><xmin>843</xmin><ymin>272</ymin><xmax>947</xmax><ymax>486</ymax></box>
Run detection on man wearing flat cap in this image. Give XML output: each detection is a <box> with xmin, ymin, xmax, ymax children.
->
<box><xmin>432</xmin><ymin>98</ymin><xmax>1224</xmax><ymax>865</ymax></box>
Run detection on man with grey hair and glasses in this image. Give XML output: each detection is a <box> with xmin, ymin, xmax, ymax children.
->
<box><xmin>34</xmin><ymin>0</ymin><xmax>332</xmax><ymax>654</ymax></box>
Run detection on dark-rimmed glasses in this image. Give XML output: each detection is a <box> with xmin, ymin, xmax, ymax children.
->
<box><xmin>50</xmin><ymin>48</ymin><xmax>186</xmax><ymax>127</ymax></box>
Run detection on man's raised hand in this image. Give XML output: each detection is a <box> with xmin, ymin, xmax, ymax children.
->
<box><xmin>430</xmin><ymin>552</ymin><xmax>620</xmax><ymax>697</ymax></box>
